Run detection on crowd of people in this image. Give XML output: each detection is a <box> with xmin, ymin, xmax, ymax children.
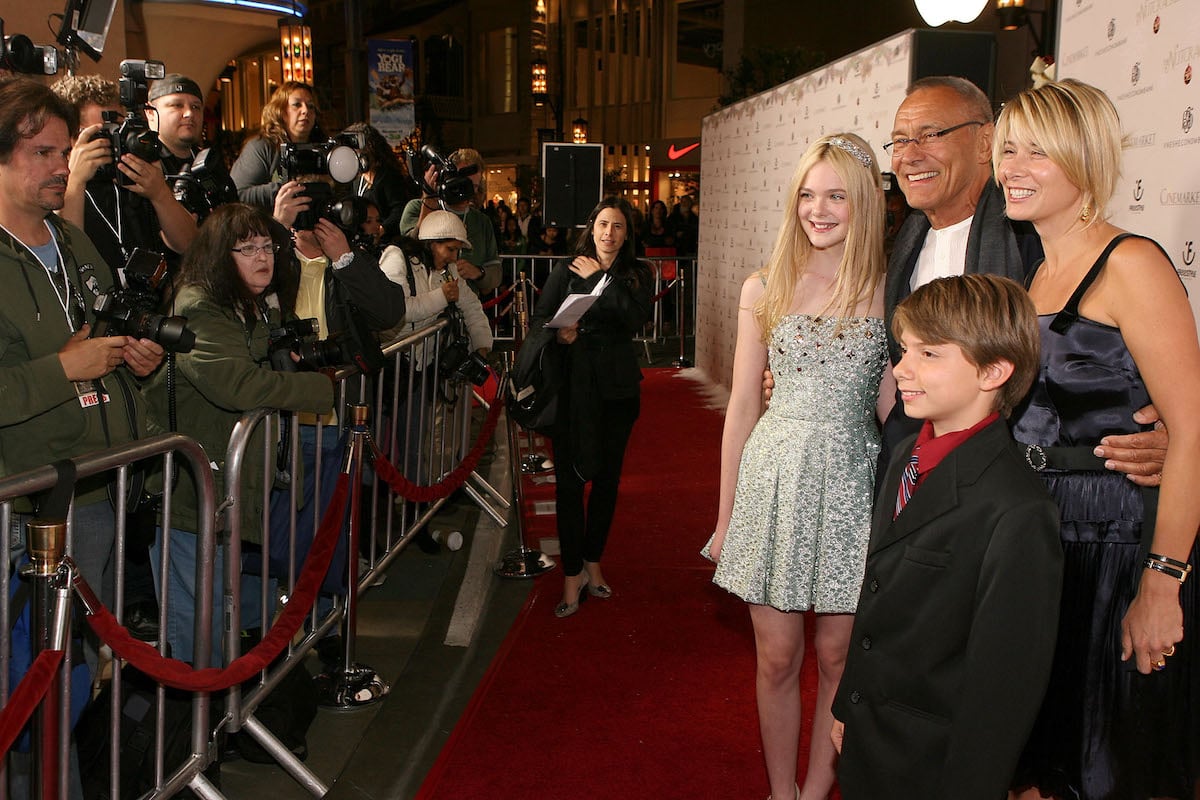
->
<box><xmin>1</xmin><ymin>47</ymin><xmax>1198</xmax><ymax>800</ymax></box>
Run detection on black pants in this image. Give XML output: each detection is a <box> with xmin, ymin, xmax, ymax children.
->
<box><xmin>550</xmin><ymin>395</ymin><xmax>640</xmax><ymax>576</ymax></box>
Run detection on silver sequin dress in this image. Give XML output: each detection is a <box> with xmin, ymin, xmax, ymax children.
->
<box><xmin>706</xmin><ymin>314</ymin><xmax>888</xmax><ymax>612</ymax></box>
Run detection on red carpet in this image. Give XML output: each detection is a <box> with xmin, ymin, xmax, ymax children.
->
<box><xmin>417</xmin><ymin>369</ymin><xmax>832</xmax><ymax>799</ymax></box>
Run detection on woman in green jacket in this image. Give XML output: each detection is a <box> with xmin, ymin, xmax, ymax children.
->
<box><xmin>146</xmin><ymin>203</ymin><xmax>334</xmax><ymax>665</ymax></box>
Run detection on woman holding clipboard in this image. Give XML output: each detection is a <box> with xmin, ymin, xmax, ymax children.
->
<box><xmin>528</xmin><ymin>197</ymin><xmax>653</xmax><ymax>619</ymax></box>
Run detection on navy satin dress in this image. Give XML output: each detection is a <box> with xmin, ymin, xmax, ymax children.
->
<box><xmin>1011</xmin><ymin>235</ymin><xmax>1200</xmax><ymax>800</ymax></box>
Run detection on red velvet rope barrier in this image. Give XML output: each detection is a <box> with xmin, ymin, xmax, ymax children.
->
<box><xmin>481</xmin><ymin>286</ymin><xmax>514</xmax><ymax>310</ymax></box>
<box><xmin>80</xmin><ymin>476</ymin><xmax>349</xmax><ymax>693</ymax></box>
<box><xmin>0</xmin><ymin>649</ymin><xmax>63</xmax><ymax>759</ymax></box>
<box><xmin>373</xmin><ymin>388</ymin><xmax>505</xmax><ymax>502</ymax></box>
<box><xmin>651</xmin><ymin>280</ymin><xmax>677</xmax><ymax>304</ymax></box>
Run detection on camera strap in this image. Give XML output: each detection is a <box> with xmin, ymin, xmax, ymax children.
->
<box><xmin>85</xmin><ymin>186</ymin><xmax>129</xmax><ymax>263</ymax></box>
<box><xmin>0</xmin><ymin>220</ymin><xmax>80</xmax><ymax>331</ymax></box>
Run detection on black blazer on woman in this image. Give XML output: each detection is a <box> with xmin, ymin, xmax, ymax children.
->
<box><xmin>528</xmin><ymin>256</ymin><xmax>652</xmax><ymax>478</ymax></box>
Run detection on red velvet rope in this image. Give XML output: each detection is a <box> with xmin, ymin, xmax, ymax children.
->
<box><xmin>651</xmin><ymin>280</ymin><xmax>677</xmax><ymax>304</ymax></box>
<box><xmin>0</xmin><ymin>649</ymin><xmax>63</xmax><ymax>760</ymax></box>
<box><xmin>81</xmin><ymin>476</ymin><xmax>349</xmax><ymax>693</ymax></box>
<box><xmin>481</xmin><ymin>287</ymin><xmax>514</xmax><ymax>310</ymax></box>
<box><xmin>373</xmin><ymin>389</ymin><xmax>505</xmax><ymax>502</ymax></box>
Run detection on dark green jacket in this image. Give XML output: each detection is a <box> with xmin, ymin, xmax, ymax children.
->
<box><xmin>145</xmin><ymin>285</ymin><xmax>333</xmax><ymax>541</ymax></box>
<box><xmin>0</xmin><ymin>215</ymin><xmax>143</xmax><ymax>504</ymax></box>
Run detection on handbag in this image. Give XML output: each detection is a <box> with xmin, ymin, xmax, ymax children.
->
<box><xmin>506</xmin><ymin>326</ymin><xmax>561</xmax><ymax>434</ymax></box>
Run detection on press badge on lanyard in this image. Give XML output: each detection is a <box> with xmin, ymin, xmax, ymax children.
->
<box><xmin>74</xmin><ymin>380</ymin><xmax>110</xmax><ymax>408</ymax></box>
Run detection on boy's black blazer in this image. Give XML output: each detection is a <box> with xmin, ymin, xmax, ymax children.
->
<box><xmin>833</xmin><ymin>418</ymin><xmax>1063</xmax><ymax>800</ymax></box>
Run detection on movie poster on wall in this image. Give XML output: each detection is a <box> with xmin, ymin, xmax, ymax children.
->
<box><xmin>1055</xmin><ymin>0</ymin><xmax>1200</xmax><ymax>325</ymax></box>
<box><xmin>368</xmin><ymin>38</ymin><xmax>416</xmax><ymax>145</ymax></box>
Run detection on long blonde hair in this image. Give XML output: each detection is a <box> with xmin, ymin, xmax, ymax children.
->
<box><xmin>754</xmin><ymin>133</ymin><xmax>885</xmax><ymax>341</ymax></box>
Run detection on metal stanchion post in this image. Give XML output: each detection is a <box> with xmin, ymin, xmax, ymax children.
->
<box><xmin>314</xmin><ymin>404</ymin><xmax>390</xmax><ymax>709</ymax></box>
<box><xmin>510</xmin><ymin>272</ymin><xmax>551</xmax><ymax>474</ymax></box>
<box><xmin>494</xmin><ymin>355</ymin><xmax>555</xmax><ymax>579</ymax></box>
<box><xmin>672</xmin><ymin>257</ymin><xmax>692</xmax><ymax>368</ymax></box>
<box><xmin>26</xmin><ymin>519</ymin><xmax>67</xmax><ymax>800</ymax></box>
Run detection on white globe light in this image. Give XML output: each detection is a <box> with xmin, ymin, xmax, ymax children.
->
<box><xmin>914</xmin><ymin>0</ymin><xmax>989</xmax><ymax>26</ymax></box>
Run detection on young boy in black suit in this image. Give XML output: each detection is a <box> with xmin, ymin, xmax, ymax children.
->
<box><xmin>831</xmin><ymin>274</ymin><xmax>1062</xmax><ymax>800</ymax></box>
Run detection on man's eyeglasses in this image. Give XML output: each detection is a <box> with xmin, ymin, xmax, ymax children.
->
<box><xmin>231</xmin><ymin>243</ymin><xmax>282</xmax><ymax>257</ymax></box>
<box><xmin>882</xmin><ymin>120</ymin><xmax>987</xmax><ymax>154</ymax></box>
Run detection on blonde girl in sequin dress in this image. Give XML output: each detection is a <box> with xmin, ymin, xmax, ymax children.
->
<box><xmin>704</xmin><ymin>134</ymin><xmax>896</xmax><ymax>800</ymax></box>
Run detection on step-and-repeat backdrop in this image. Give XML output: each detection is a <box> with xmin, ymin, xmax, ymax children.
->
<box><xmin>695</xmin><ymin>30</ymin><xmax>913</xmax><ymax>387</ymax></box>
<box><xmin>1056</xmin><ymin>0</ymin><xmax>1200</xmax><ymax>314</ymax></box>
<box><xmin>696</xmin><ymin>9</ymin><xmax>1200</xmax><ymax>389</ymax></box>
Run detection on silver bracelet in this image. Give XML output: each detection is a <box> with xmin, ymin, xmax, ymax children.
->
<box><xmin>332</xmin><ymin>251</ymin><xmax>355</xmax><ymax>270</ymax></box>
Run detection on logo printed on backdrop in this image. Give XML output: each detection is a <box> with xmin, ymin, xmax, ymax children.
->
<box><xmin>1159</xmin><ymin>187</ymin><xmax>1200</xmax><ymax>205</ymax></box>
<box><xmin>1153</xmin><ymin>16</ymin><xmax>1160</xmax><ymax>34</ymax></box>
<box><xmin>1133</xmin><ymin>62</ymin><xmax>1141</xmax><ymax>85</ymax></box>
<box><xmin>1187</xmin><ymin>65</ymin><xmax>1193</xmax><ymax>84</ymax></box>
<box><xmin>1185</xmin><ymin>106</ymin><xmax>1194</xmax><ymax>134</ymax></box>
<box><xmin>1184</xmin><ymin>241</ymin><xmax>1195</xmax><ymax>267</ymax></box>
<box><xmin>1130</xmin><ymin>179</ymin><xmax>1145</xmax><ymax>213</ymax></box>
<box><xmin>1097</xmin><ymin>18</ymin><xmax>1128</xmax><ymax>54</ymax></box>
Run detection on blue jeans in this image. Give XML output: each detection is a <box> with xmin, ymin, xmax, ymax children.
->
<box><xmin>150</xmin><ymin>527</ymin><xmax>225</xmax><ymax>666</ymax></box>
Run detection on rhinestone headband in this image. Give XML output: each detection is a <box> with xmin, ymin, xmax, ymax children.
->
<box><xmin>828</xmin><ymin>136</ymin><xmax>873</xmax><ymax>168</ymax></box>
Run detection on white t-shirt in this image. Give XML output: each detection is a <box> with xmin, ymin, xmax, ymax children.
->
<box><xmin>910</xmin><ymin>215</ymin><xmax>973</xmax><ymax>292</ymax></box>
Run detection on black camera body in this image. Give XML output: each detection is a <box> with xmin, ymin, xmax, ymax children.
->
<box><xmin>404</xmin><ymin>144</ymin><xmax>478</xmax><ymax>206</ymax></box>
<box><xmin>267</xmin><ymin>317</ymin><xmax>346</xmax><ymax>373</ymax></box>
<box><xmin>91</xmin><ymin>59</ymin><xmax>165</xmax><ymax>185</ymax></box>
<box><xmin>438</xmin><ymin>304</ymin><xmax>489</xmax><ymax>386</ymax></box>
<box><xmin>91</xmin><ymin>248</ymin><xmax>195</xmax><ymax>353</ymax></box>
<box><xmin>172</xmin><ymin>147</ymin><xmax>237</xmax><ymax>220</ymax></box>
<box><xmin>280</xmin><ymin>136</ymin><xmax>366</xmax><ymax>232</ymax></box>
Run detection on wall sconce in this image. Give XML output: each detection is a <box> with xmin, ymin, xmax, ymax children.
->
<box><xmin>572</xmin><ymin>117</ymin><xmax>588</xmax><ymax>144</ymax></box>
<box><xmin>913</xmin><ymin>0</ymin><xmax>988</xmax><ymax>26</ymax></box>
<box><xmin>532</xmin><ymin>59</ymin><xmax>548</xmax><ymax>104</ymax></box>
<box><xmin>996</xmin><ymin>0</ymin><xmax>1026</xmax><ymax>29</ymax></box>
<box><xmin>995</xmin><ymin>0</ymin><xmax>1048</xmax><ymax>54</ymax></box>
<box><xmin>279</xmin><ymin>19</ymin><xmax>313</xmax><ymax>84</ymax></box>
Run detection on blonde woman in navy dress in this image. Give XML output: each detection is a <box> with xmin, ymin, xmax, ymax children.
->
<box><xmin>999</xmin><ymin>80</ymin><xmax>1200</xmax><ymax>800</ymax></box>
<box><xmin>704</xmin><ymin>134</ymin><xmax>896</xmax><ymax>800</ymax></box>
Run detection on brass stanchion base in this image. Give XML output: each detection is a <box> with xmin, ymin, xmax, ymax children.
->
<box><xmin>672</xmin><ymin>356</ymin><xmax>693</xmax><ymax>368</ymax></box>
<box><xmin>494</xmin><ymin>546</ymin><xmax>556</xmax><ymax>579</ymax></box>
<box><xmin>314</xmin><ymin>663</ymin><xmax>390</xmax><ymax>710</ymax></box>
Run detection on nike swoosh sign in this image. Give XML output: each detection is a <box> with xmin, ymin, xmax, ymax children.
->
<box><xmin>667</xmin><ymin>142</ymin><xmax>700</xmax><ymax>160</ymax></box>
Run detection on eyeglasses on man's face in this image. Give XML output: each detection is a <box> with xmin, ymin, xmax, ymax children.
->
<box><xmin>231</xmin><ymin>243</ymin><xmax>282</xmax><ymax>257</ymax></box>
<box><xmin>883</xmin><ymin>120</ymin><xmax>987</xmax><ymax>154</ymax></box>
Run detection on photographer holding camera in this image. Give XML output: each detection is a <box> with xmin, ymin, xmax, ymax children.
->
<box><xmin>399</xmin><ymin>147</ymin><xmax>501</xmax><ymax>297</ymax></box>
<box><xmin>51</xmin><ymin>70</ymin><xmax>198</xmax><ymax>285</ymax></box>
<box><xmin>0</xmin><ymin>79</ymin><xmax>165</xmax><ymax>671</ymax></box>
<box><xmin>231</xmin><ymin>80</ymin><xmax>324</xmax><ymax>210</ymax></box>
<box><xmin>143</xmin><ymin>203</ymin><xmax>335</xmax><ymax>664</ymax></box>
<box><xmin>146</xmin><ymin>73</ymin><xmax>237</xmax><ymax>222</ymax></box>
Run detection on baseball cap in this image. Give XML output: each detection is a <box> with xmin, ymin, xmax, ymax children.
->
<box><xmin>418</xmin><ymin>210</ymin><xmax>473</xmax><ymax>250</ymax></box>
<box><xmin>149</xmin><ymin>74</ymin><xmax>203</xmax><ymax>103</ymax></box>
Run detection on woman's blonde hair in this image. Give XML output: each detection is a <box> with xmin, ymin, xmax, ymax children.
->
<box><xmin>992</xmin><ymin>78</ymin><xmax>1122</xmax><ymax>226</ymax></box>
<box><xmin>754</xmin><ymin>132</ymin><xmax>885</xmax><ymax>340</ymax></box>
<box><xmin>260</xmin><ymin>80</ymin><xmax>319</xmax><ymax>146</ymax></box>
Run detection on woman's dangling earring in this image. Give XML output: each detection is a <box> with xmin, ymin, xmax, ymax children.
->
<box><xmin>1079</xmin><ymin>203</ymin><xmax>1091</xmax><ymax>223</ymax></box>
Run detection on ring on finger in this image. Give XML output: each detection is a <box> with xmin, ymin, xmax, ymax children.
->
<box><xmin>1153</xmin><ymin>659</ymin><xmax>1167</xmax><ymax>671</ymax></box>
<box><xmin>1163</xmin><ymin>645</ymin><xmax>1176</xmax><ymax>658</ymax></box>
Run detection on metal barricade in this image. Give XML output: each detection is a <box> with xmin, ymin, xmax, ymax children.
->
<box><xmin>488</xmin><ymin>254</ymin><xmax>697</xmax><ymax>364</ymax></box>
<box><xmin>216</xmin><ymin>317</ymin><xmax>505</xmax><ymax>795</ymax></box>
<box><xmin>0</xmin><ymin>434</ymin><xmax>221</xmax><ymax>800</ymax></box>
